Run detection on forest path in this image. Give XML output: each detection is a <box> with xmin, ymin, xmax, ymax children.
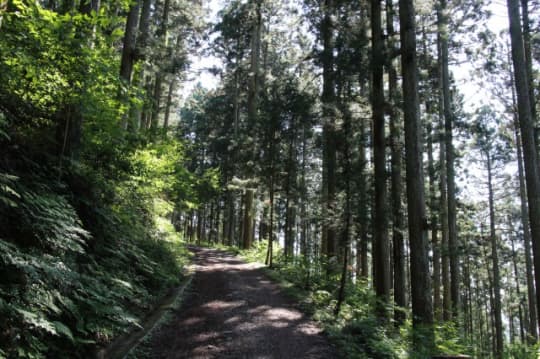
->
<box><xmin>145</xmin><ymin>246</ymin><xmax>338</xmax><ymax>358</ymax></box>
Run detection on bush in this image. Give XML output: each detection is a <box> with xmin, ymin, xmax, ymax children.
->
<box><xmin>0</xmin><ymin>145</ymin><xmax>190</xmax><ymax>358</ymax></box>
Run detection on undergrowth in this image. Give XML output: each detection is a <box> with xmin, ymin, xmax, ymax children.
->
<box><xmin>0</xmin><ymin>143</ymin><xmax>192</xmax><ymax>358</ymax></box>
<box><xmin>0</xmin><ymin>4</ymin><xmax>204</xmax><ymax>356</ymax></box>
<box><xmin>232</xmin><ymin>241</ymin><xmax>475</xmax><ymax>359</ymax></box>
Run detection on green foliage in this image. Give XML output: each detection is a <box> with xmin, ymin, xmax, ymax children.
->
<box><xmin>504</xmin><ymin>342</ymin><xmax>540</xmax><ymax>358</ymax></box>
<box><xmin>239</xmin><ymin>240</ymin><xmax>273</xmax><ymax>263</ymax></box>
<box><xmin>0</xmin><ymin>146</ymin><xmax>192</xmax><ymax>357</ymax></box>
<box><xmin>433</xmin><ymin>321</ymin><xmax>469</xmax><ymax>356</ymax></box>
<box><xmin>0</xmin><ymin>0</ymin><xmax>202</xmax><ymax>356</ymax></box>
<box><xmin>0</xmin><ymin>76</ymin><xmax>195</xmax><ymax>358</ymax></box>
<box><xmin>340</xmin><ymin>318</ymin><xmax>403</xmax><ymax>359</ymax></box>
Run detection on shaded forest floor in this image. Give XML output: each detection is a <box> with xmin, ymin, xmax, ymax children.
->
<box><xmin>139</xmin><ymin>247</ymin><xmax>338</xmax><ymax>358</ymax></box>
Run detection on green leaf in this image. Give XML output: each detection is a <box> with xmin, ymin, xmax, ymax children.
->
<box><xmin>53</xmin><ymin>321</ymin><xmax>74</xmax><ymax>341</ymax></box>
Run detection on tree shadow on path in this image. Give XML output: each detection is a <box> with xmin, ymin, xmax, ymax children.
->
<box><xmin>146</xmin><ymin>247</ymin><xmax>339</xmax><ymax>359</ymax></box>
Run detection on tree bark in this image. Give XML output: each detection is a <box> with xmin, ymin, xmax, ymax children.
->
<box><xmin>163</xmin><ymin>78</ymin><xmax>176</xmax><ymax>133</ymax></box>
<box><xmin>284</xmin><ymin>121</ymin><xmax>297</xmax><ymax>258</ymax></box>
<box><xmin>428</xmin><ymin>116</ymin><xmax>442</xmax><ymax>321</ymax></box>
<box><xmin>371</xmin><ymin>0</ymin><xmax>390</xmax><ymax>318</ymax></box>
<box><xmin>247</xmin><ymin>0</ymin><xmax>261</xmax><ymax>132</ymax></box>
<box><xmin>387</xmin><ymin>0</ymin><xmax>405</xmax><ymax>325</ymax></box>
<box><xmin>320</xmin><ymin>0</ymin><xmax>336</xmax><ymax>258</ymax></box>
<box><xmin>136</xmin><ymin>0</ymin><xmax>152</xmax><ymax>60</ymax></box>
<box><xmin>399</xmin><ymin>0</ymin><xmax>434</xmax><ymax>349</ymax></box>
<box><xmin>507</xmin><ymin>0</ymin><xmax>540</xmax><ymax>335</ymax></box>
<box><xmin>510</xmin><ymin>232</ymin><xmax>526</xmax><ymax>343</ymax></box>
<box><xmin>266</xmin><ymin>130</ymin><xmax>276</xmax><ymax>268</ymax></box>
<box><xmin>300</xmin><ymin>122</ymin><xmax>308</xmax><ymax>258</ymax></box>
<box><xmin>242</xmin><ymin>189</ymin><xmax>254</xmax><ymax>249</ymax></box>
<box><xmin>437</xmin><ymin>0</ymin><xmax>459</xmax><ymax>318</ymax></box>
<box><xmin>226</xmin><ymin>192</ymin><xmax>235</xmax><ymax>246</ymax></box>
<box><xmin>119</xmin><ymin>1</ymin><xmax>140</xmax><ymax>86</ymax></box>
<box><xmin>439</xmin><ymin>86</ymin><xmax>451</xmax><ymax>322</ymax></box>
<box><xmin>486</xmin><ymin>153</ymin><xmax>503</xmax><ymax>359</ymax></box>
<box><xmin>357</xmin><ymin>119</ymin><xmax>369</xmax><ymax>279</ymax></box>
<box><xmin>514</xmin><ymin>116</ymin><xmax>538</xmax><ymax>341</ymax></box>
<box><xmin>335</xmin><ymin>100</ymin><xmax>352</xmax><ymax>315</ymax></box>
<box><xmin>519</xmin><ymin>0</ymin><xmax>538</xmax><ymax>153</ymax></box>
<box><xmin>150</xmin><ymin>0</ymin><xmax>171</xmax><ymax>131</ymax></box>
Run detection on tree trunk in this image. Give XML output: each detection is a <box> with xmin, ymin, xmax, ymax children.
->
<box><xmin>510</xmin><ymin>233</ymin><xmax>525</xmax><ymax>343</ymax></box>
<box><xmin>335</xmin><ymin>104</ymin><xmax>352</xmax><ymax>316</ymax></box>
<box><xmin>150</xmin><ymin>74</ymin><xmax>163</xmax><ymax>130</ymax></box>
<box><xmin>226</xmin><ymin>192</ymin><xmax>235</xmax><ymax>246</ymax></box>
<box><xmin>464</xmin><ymin>253</ymin><xmax>473</xmax><ymax>341</ymax></box>
<box><xmin>189</xmin><ymin>210</ymin><xmax>195</xmax><ymax>242</ymax></box>
<box><xmin>357</xmin><ymin>119</ymin><xmax>369</xmax><ymax>279</ymax></box>
<box><xmin>238</xmin><ymin>193</ymin><xmax>244</xmax><ymax>247</ymax></box>
<box><xmin>118</xmin><ymin>0</ymin><xmax>140</xmax><ymax>130</ymax></box>
<box><xmin>514</xmin><ymin>116</ymin><xmax>538</xmax><ymax>341</ymax></box>
<box><xmin>247</xmin><ymin>0</ymin><xmax>261</xmax><ymax>131</ymax></box>
<box><xmin>507</xmin><ymin>0</ymin><xmax>540</xmax><ymax>335</ymax></box>
<box><xmin>242</xmin><ymin>189</ymin><xmax>254</xmax><ymax>249</ymax></box>
<box><xmin>150</xmin><ymin>0</ymin><xmax>170</xmax><ymax>131</ymax></box>
<box><xmin>266</xmin><ymin>131</ymin><xmax>276</xmax><ymax>268</ymax></box>
<box><xmin>119</xmin><ymin>1</ymin><xmax>140</xmax><ymax>86</ymax></box>
<box><xmin>519</xmin><ymin>0</ymin><xmax>538</xmax><ymax>153</ymax></box>
<box><xmin>437</xmin><ymin>0</ymin><xmax>459</xmax><ymax>318</ymax></box>
<box><xmin>399</xmin><ymin>0</ymin><xmax>434</xmax><ymax>350</ymax></box>
<box><xmin>266</xmin><ymin>178</ymin><xmax>275</xmax><ymax>268</ymax></box>
<box><xmin>439</xmin><ymin>95</ymin><xmax>451</xmax><ymax>321</ymax></box>
<box><xmin>196</xmin><ymin>207</ymin><xmax>203</xmax><ymax>245</ymax></box>
<box><xmin>125</xmin><ymin>0</ymin><xmax>151</xmax><ymax>131</ymax></box>
<box><xmin>486</xmin><ymin>154</ymin><xmax>503</xmax><ymax>358</ymax></box>
<box><xmin>428</xmin><ymin>117</ymin><xmax>442</xmax><ymax>321</ymax></box>
<box><xmin>300</xmin><ymin>123</ymin><xmax>308</xmax><ymax>258</ymax></box>
<box><xmin>320</xmin><ymin>0</ymin><xmax>336</xmax><ymax>258</ymax></box>
<box><xmin>163</xmin><ymin>78</ymin><xmax>176</xmax><ymax>133</ymax></box>
<box><xmin>387</xmin><ymin>0</ymin><xmax>405</xmax><ymax>325</ymax></box>
<box><xmin>371</xmin><ymin>0</ymin><xmax>390</xmax><ymax>318</ymax></box>
<box><xmin>140</xmin><ymin>75</ymin><xmax>153</xmax><ymax>129</ymax></box>
<box><xmin>137</xmin><ymin>0</ymin><xmax>152</xmax><ymax>54</ymax></box>
<box><xmin>233</xmin><ymin>48</ymin><xmax>240</xmax><ymax>138</ymax></box>
<box><xmin>284</xmin><ymin>122</ymin><xmax>297</xmax><ymax>258</ymax></box>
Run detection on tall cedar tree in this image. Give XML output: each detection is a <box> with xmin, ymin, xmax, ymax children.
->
<box><xmin>399</xmin><ymin>0</ymin><xmax>434</xmax><ymax>350</ymax></box>
<box><xmin>507</xmin><ymin>0</ymin><xmax>540</xmax><ymax>334</ymax></box>
<box><xmin>371</xmin><ymin>0</ymin><xmax>391</xmax><ymax>318</ymax></box>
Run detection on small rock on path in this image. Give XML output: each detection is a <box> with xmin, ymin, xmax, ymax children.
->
<box><xmin>146</xmin><ymin>246</ymin><xmax>338</xmax><ymax>358</ymax></box>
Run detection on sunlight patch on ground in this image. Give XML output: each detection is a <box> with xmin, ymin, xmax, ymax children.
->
<box><xmin>295</xmin><ymin>323</ymin><xmax>323</xmax><ymax>336</ymax></box>
<box><xmin>263</xmin><ymin>308</ymin><xmax>302</xmax><ymax>321</ymax></box>
<box><xmin>181</xmin><ymin>317</ymin><xmax>203</xmax><ymax>326</ymax></box>
<box><xmin>201</xmin><ymin>300</ymin><xmax>246</xmax><ymax>311</ymax></box>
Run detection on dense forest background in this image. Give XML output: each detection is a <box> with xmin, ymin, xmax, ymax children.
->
<box><xmin>0</xmin><ymin>0</ymin><xmax>539</xmax><ymax>357</ymax></box>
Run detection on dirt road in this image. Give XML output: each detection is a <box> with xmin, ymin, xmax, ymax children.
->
<box><xmin>146</xmin><ymin>247</ymin><xmax>338</xmax><ymax>358</ymax></box>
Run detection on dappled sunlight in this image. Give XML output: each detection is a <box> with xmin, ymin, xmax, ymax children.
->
<box><xmin>247</xmin><ymin>305</ymin><xmax>272</xmax><ymax>315</ymax></box>
<box><xmin>223</xmin><ymin>315</ymin><xmax>242</xmax><ymax>324</ymax></box>
<box><xmin>192</xmin><ymin>332</ymin><xmax>219</xmax><ymax>343</ymax></box>
<box><xmin>262</xmin><ymin>307</ymin><xmax>302</xmax><ymax>321</ymax></box>
<box><xmin>180</xmin><ymin>316</ymin><xmax>203</xmax><ymax>326</ymax></box>
<box><xmin>295</xmin><ymin>322</ymin><xmax>324</xmax><ymax>335</ymax></box>
<box><xmin>148</xmin><ymin>247</ymin><xmax>336</xmax><ymax>358</ymax></box>
<box><xmin>269</xmin><ymin>321</ymin><xmax>290</xmax><ymax>328</ymax></box>
<box><xmin>201</xmin><ymin>299</ymin><xmax>246</xmax><ymax>311</ymax></box>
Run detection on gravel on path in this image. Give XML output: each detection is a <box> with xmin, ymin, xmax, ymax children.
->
<box><xmin>146</xmin><ymin>246</ymin><xmax>339</xmax><ymax>359</ymax></box>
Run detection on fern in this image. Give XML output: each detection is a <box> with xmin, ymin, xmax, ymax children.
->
<box><xmin>0</xmin><ymin>173</ymin><xmax>20</xmax><ymax>208</ymax></box>
<box><xmin>0</xmin><ymin>141</ymin><xmax>190</xmax><ymax>357</ymax></box>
